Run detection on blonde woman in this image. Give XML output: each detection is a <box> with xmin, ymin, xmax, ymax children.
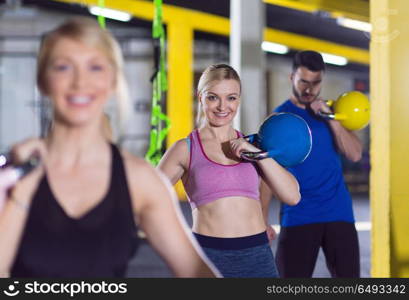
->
<box><xmin>0</xmin><ymin>17</ymin><xmax>217</xmax><ymax>278</ymax></box>
<box><xmin>158</xmin><ymin>64</ymin><xmax>300</xmax><ymax>277</ymax></box>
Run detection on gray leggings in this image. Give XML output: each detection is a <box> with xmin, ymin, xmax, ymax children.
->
<box><xmin>194</xmin><ymin>232</ymin><xmax>279</xmax><ymax>278</ymax></box>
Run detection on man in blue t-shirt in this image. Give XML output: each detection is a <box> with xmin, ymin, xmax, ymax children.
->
<box><xmin>262</xmin><ymin>50</ymin><xmax>363</xmax><ymax>277</ymax></box>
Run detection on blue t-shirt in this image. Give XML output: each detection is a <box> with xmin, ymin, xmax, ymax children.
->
<box><xmin>275</xmin><ymin>100</ymin><xmax>355</xmax><ymax>227</ymax></box>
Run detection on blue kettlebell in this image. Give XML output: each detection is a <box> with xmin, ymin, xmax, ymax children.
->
<box><xmin>241</xmin><ymin>113</ymin><xmax>312</xmax><ymax>167</ymax></box>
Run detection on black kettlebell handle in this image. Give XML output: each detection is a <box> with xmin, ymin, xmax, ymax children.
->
<box><xmin>318</xmin><ymin>111</ymin><xmax>336</xmax><ymax>120</ymax></box>
<box><xmin>0</xmin><ymin>152</ymin><xmax>41</xmax><ymax>179</ymax></box>
<box><xmin>241</xmin><ymin>134</ymin><xmax>269</xmax><ymax>161</ymax></box>
<box><xmin>240</xmin><ymin>151</ymin><xmax>269</xmax><ymax>161</ymax></box>
<box><xmin>316</xmin><ymin>100</ymin><xmax>336</xmax><ymax>120</ymax></box>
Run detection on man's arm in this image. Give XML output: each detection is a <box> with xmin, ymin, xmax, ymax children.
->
<box><xmin>328</xmin><ymin>120</ymin><xmax>362</xmax><ymax>162</ymax></box>
<box><xmin>310</xmin><ymin>99</ymin><xmax>363</xmax><ymax>162</ymax></box>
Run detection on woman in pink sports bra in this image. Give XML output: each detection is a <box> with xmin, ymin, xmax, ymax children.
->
<box><xmin>158</xmin><ymin>64</ymin><xmax>300</xmax><ymax>278</ymax></box>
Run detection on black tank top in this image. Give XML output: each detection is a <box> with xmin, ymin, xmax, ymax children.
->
<box><xmin>11</xmin><ymin>144</ymin><xmax>139</xmax><ymax>277</ymax></box>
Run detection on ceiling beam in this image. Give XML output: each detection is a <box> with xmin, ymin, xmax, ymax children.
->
<box><xmin>264</xmin><ymin>0</ymin><xmax>369</xmax><ymax>22</ymax></box>
<box><xmin>50</xmin><ymin>0</ymin><xmax>369</xmax><ymax>65</ymax></box>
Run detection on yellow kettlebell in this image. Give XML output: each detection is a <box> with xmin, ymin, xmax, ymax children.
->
<box><xmin>321</xmin><ymin>91</ymin><xmax>370</xmax><ymax>131</ymax></box>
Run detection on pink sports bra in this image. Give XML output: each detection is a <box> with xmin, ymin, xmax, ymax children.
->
<box><xmin>183</xmin><ymin>129</ymin><xmax>260</xmax><ymax>209</ymax></box>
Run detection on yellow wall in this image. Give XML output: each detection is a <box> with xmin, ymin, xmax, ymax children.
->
<box><xmin>167</xmin><ymin>23</ymin><xmax>194</xmax><ymax>199</ymax></box>
<box><xmin>371</xmin><ymin>0</ymin><xmax>409</xmax><ymax>277</ymax></box>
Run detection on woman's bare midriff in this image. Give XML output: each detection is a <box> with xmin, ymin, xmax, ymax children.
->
<box><xmin>191</xmin><ymin>196</ymin><xmax>267</xmax><ymax>237</ymax></box>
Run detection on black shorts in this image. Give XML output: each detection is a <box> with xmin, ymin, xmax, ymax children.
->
<box><xmin>275</xmin><ymin>221</ymin><xmax>360</xmax><ymax>278</ymax></box>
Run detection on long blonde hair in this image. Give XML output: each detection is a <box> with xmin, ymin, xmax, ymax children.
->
<box><xmin>37</xmin><ymin>17</ymin><xmax>130</xmax><ymax>137</ymax></box>
<box><xmin>196</xmin><ymin>64</ymin><xmax>241</xmax><ymax>127</ymax></box>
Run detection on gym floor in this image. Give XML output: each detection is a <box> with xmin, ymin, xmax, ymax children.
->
<box><xmin>126</xmin><ymin>194</ymin><xmax>371</xmax><ymax>278</ymax></box>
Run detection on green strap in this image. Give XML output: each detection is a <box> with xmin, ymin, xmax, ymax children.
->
<box><xmin>145</xmin><ymin>0</ymin><xmax>171</xmax><ymax>166</ymax></box>
<box><xmin>97</xmin><ymin>0</ymin><xmax>106</xmax><ymax>29</ymax></box>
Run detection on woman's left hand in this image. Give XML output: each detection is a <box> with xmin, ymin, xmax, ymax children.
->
<box><xmin>229</xmin><ymin>138</ymin><xmax>261</xmax><ymax>159</ymax></box>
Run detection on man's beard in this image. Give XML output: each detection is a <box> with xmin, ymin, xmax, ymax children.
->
<box><xmin>292</xmin><ymin>86</ymin><xmax>320</xmax><ymax>106</ymax></box>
